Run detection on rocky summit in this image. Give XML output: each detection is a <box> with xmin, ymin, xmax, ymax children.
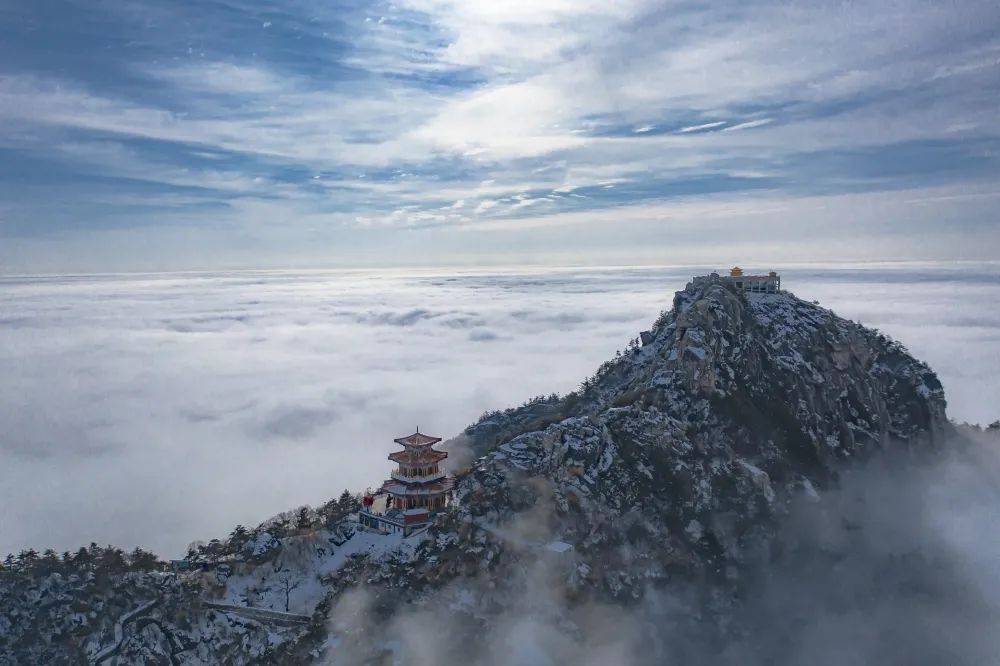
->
<box><xmin>0</xmin><ymin>275</ymin><xmax>954</xmax><ymax>664</ymax></box>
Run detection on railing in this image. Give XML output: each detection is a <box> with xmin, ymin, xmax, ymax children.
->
<box><xmin>391</xmin><ymin>470</ymin><xmax>445</xmax><ymax>484</ymax></box>
<box><xmin>202</xmin><ymin>601</ymin><xmax>310</xmax><ymax>625</ymax></box>
<box><xmin>360</xmin><ymin>506</ymin><xmax>434</xmax><ymax>532</ymax></box>
<box><xmin>360</xmin><ymin>507</ymin><xmax>405</xmax><ymax>528</ymax></box>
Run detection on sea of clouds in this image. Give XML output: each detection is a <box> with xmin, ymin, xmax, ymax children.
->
<box><xmin>1</xmin><ymin>263</ymin><xmax>997</xmax><ymax>556</ymax></box>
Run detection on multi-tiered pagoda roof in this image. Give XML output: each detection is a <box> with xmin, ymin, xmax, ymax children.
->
<box><xmin>388</xmin><ymin>448</ymin><xmax>448</xmax><ymax>464</ymax></box>
<box><xmin>393</xmin><ymin>431</ymin><xmax>442</xmax><ymax>447</ymax></box>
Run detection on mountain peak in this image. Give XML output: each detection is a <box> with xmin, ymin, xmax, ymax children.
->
<box><xmin>464</xmin><ymin>273</ymin><xmax>947</xmax><ymax>464</ymax></box>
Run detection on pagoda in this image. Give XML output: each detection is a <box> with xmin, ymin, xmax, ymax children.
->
<box><xmin>722</xmin><ymin>266</ymin><xmax>781</xmax><ymax>293</ymax></box>
<box><xmin>359</xmin><ymin>430</ymin><xmax>454</xmax><ymax>536</ymax></box>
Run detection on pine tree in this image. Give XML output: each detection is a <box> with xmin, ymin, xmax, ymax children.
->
<box><xmin>17</xmin><ymin>549</ymin><xmax>38</xmax><ymax>570</ymax></box>
<box><xmin>129</xmin><ymin>547</ymin><xmax>160</xmax><ymax>571</ymax></box>
<box><xmin>38</xmin><ymin>549</ymin><xmax>60</xmax><ymax>575</ymax></box>
<box><xmin>97</xmin><ymin>547</ymin><xmax>126</xmax><ymax>574</ymax></box>
<box><xmin>320</xmin><ymin>497</ymin><xmax>340</xmax><ymax>518</ymax></box>
<box><xmin>204</xmin><ymin>539</ymin><xmax>224</xmax><ymax>559</ymax></box>
<box><xmin>73</xmin><ymin>547</ymin><xmax>91</xmax><ymax>566</ymax></box>
<box><xmin>229</xmin><ymin>524</ymin><xmax>249</xmax><ymax>550</ymax></box>
<box><xmin>295</xmin><ymin>506</ymin><xmax>312</xmax><ymax>530</ymax></box>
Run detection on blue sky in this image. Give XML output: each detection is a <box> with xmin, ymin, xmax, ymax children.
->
<box><xmin>2</xmin><ymin>0</ymin><xmax>999</xmax><ymax>272</ymax></box>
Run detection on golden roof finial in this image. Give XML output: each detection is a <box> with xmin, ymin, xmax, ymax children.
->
<box><xmin>730</xmin><ymin>266</ymin><xmax>743</xmax><ymax>277</ymax></box>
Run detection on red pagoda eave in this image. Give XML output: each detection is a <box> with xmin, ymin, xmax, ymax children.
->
<box><xmin>388</xmin><ymin>449</ymin><xmax>448</xmax><ymax>464</ymax></box>
<box><xmin>393</xmin><ymin>431</ymin><xmax>442</xmax><ymax>447</ymax></box>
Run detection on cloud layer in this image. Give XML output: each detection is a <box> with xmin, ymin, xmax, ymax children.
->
<box><xmin>1</xmin><ymin>264</ymin><xmax>997</xmax><ymax>557</ymax></box>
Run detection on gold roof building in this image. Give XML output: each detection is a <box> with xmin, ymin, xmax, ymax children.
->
<box><xmin>723</xmin><ymin>267</ymin><xmax>780</xmax><ymax>293</ymax></box>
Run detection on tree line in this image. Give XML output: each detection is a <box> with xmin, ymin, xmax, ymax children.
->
<box><xmin>1</xmin><ymin>543</ymin><xmax>162</xmax><ymax>579</ymax></box>
<box><xmin>185</xmin><ymin>489</ymin><xmax>362</xmax><ymax>562</ymax></box>
<box><xmin>2</xmin><ymin>489</ymin><xmax>365</xmax><ymax>577</ymax></box>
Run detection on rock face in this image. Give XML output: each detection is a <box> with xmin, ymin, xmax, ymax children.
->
<box><xmin>0</xmin><ymin>275</ymin><xmax>951</xmax><ymax>664</ymax></box>
<box><xmin>467</xmin><ymin>272</ymin><xmax>946</xmax><ymax>546</ymax></box>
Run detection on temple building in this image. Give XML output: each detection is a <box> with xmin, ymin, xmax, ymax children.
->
<box><xmin>358</xmin><ymin>430</ymin><xmax>454</xmax><ymax>536</ymax></box>
<box><xmin>722</xmin><ymin>266</ymin><xmax>781</xmax><ymax>293</ymax></box>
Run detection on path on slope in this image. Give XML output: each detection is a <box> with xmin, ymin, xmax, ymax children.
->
<box><xmin>202</xmin><ymin>601</ymin><xmax>310</xmax><ymax>626</ymax></box>
<box><xmin>91</xmin><ymin>598</ymin><xmax>160</xmax><ymax>664</ymax></box>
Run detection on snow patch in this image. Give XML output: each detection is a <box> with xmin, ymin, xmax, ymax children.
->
<box><xmin>546</xmin><ymin>541</ymin><xmax>573</xmax><ymax>553</ymax></box>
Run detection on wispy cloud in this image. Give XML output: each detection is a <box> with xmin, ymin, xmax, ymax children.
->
<box><xmin>722</xmin><ymin>118</ymin><xmax>774</xmax><ymax>132</ymax></box>
<box><xmin>0</xmin><ymin>0</ymin><xmax>998</xmax><ymax>269</ymax></box>
<box><xmin>677</xmin><ymin>121</ymin><xmax>727</xmax><ymax>133</ymax></box>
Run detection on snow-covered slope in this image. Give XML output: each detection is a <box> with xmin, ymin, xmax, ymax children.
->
<box><xmin>0</xmin><ymin>521</ymin><xmax>426</xmax><ymax>664</ymax></box>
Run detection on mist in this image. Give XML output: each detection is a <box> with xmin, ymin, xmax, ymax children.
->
<box><xmin>725</xmin><ymin>427</ymin><xmax>1000</xmax><ymax>665</ymax></box>
<box><xmin>326</xmin><ymin>427</ymin><xmax>1000</xmax><ymax>665</ymax></box>
<box><xmin>1</xmin><ymin>263</ymin><xmax>997</xmax><ymax>557</ymax></box>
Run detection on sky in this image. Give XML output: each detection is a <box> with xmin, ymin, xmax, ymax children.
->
<box><xmin>2</xmin><ymin>264</ymin><xmax>997</xmax><ymax>557</ymax></box>
<box><xmin>2</xmin><ymin>0</ymin><xmax>999</xmax><ymax>273</ymax></box>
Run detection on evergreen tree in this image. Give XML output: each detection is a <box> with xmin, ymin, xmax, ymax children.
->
<box><xmin>295</xmin><ymin>506</ymin><xmax>312</xmax><ymax>530</ymax></box>
<box><xmin>319</xmin><ymin>498</ymin><xmax>341</xmax><ymax>527</ymax></box>
<box><xmin>37</xmin><ymin>549</ymin><xmax>60</xmax><ymax>575</ymax></box>
<box><xmin>320</xmin><ymin>497</ymin><xmax>340</xmax><ymax>519</ymax></box>
<box><xmin>73</xmin><ymin>547</ymin><xmax>91</xmax><ymax>566</ymax></box>
<box><xmin>17</xmin><ymin>549</ymin><xmax>38</xmax><ymax>570</ymax></box>
<box><xmin>129</xmin><ymin>547</ymin><xmax>160</xmax><ymax>571</ymax></box>
<box><xmin>228</xmin><ymin>524</ymin><xmax>249</xmax><ymax>549</ymax></box>
<box><xmin>96</xmin><ymin>547</ymin><xmax>127</xmax><ymax>574</ymax></box>
<box><xmin>204</xmin><ymin>539</ymin><xmax>224</xmax><ymax>559</ymax></box>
